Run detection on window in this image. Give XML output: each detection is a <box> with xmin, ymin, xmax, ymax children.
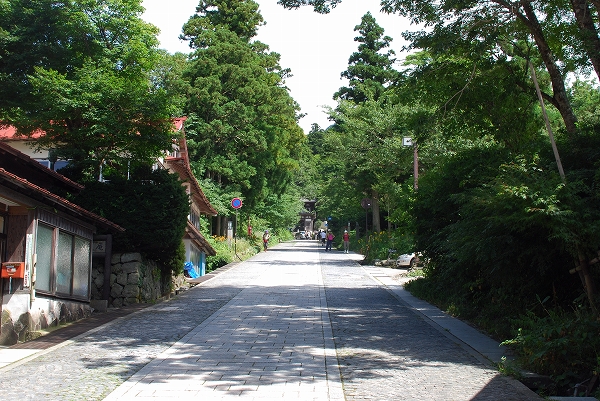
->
<box><xmin>35</xmin><ymin>224</ymin><xmax>53</xmax><ymax>292</ymax></box>
<box><xmin>35</xmin><ymin>223</ymin><xmax>91</xmax><ymax>300</ymax></box>
<box><xmin>189</xmin><ymin>207</ymin><xmax>201</xmax><ymax>230</ymax></box>
<box><xmin>33</xmin><ymin>159</ymin><xmax>69</xmax><ymax>172</ymax></box>
<box><xmin>189</xmin><ymin>245</ymin><xmax>202</xmax><ymax>276</ymax></box>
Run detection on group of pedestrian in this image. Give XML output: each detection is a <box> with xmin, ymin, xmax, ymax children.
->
<box><xmin>263</xmin><ymin>228</ymin><xmax>351</xmax><ymax>253</ymax></box>
<box><xmin>317</xmin><ymin>229</ymin><xmax>351</xmax><ymax>253</ymax></box>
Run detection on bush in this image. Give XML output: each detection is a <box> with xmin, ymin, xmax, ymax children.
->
<box><xmin>502</xmin><ymin>299</ymin><xmax>600</xmax><ymax>394</ymax></box>
<box><xmin>73</xmin><ymin>168</ymin><xmax>189</xmax><ymax>275</ymax></box>
<box><xmin>206</xmin><ymin>235</ymin><xmax>260</xmax><ymax>272</ymax></box>
<box><xmin>206</xmin><ymin>236</ymin><xmax>233</xmax><ymax>272</ymax></box>
<box><xmin>358</xmin><ymin>229</ymin><xmax>415</xmax><ymax>263</ymax></box>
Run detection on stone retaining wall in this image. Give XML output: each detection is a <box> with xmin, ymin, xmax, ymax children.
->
<box><xmin>92</xmin><ymin>253</ymin><xmax>190</xmax><ymax>308</ymax></box>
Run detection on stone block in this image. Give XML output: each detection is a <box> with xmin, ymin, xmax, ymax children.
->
<box><xmin>127</xmin><ymin>272</ymin><xmax>140</xmax><ymax>285</ymax></box>
<box><xmin>121</xmin><ymin>253</ymin><xmax>141</xmax><ymax>264</ymax></box>
<box><xmin>116</xmin><ymin>271</ymin><xmax>128</xmax><ymax>286</ymax></box>
<box><xmin>110</xmin><ymin>283</ymin><xmax>123</xmax><ymax>298</ymax></box>
<box><xmin>122</xmin><ymin>284</ymin><xmax>140</xmax><ymax>298</ymax></box>
<box><xmin>111</xmin><ymin>254</ymin><xmax>121</xmax><ymax>265</ymax></box>
<box><xmin>121</xmin><ymin>261</ymin><xmax>140</xmax><ymax>274</ymax></box>
<box><xmin>0</xmin><ymin>311</ymin><xmax>17</xmax><ymax>346</ymax></box>
<box><xmin>94</xmin><ymin>274</ymin><xmax>105</xmax><ymax>288</ymax></box>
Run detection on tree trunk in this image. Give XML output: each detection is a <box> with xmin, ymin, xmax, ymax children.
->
<box><xmin>570</xmin><ymin>0</ymin><xmax>600</xmax><ymax>82</ymax></box>
<box><xmin>214</xmin><ymin>215</ymin><xmax>221</xmax><ymax>237</ymax></box>
<box><xmin>578</xmin><ymin>251</ymin><xmax>597</xmax><ymax>313</ymax></box>
<box><xmin>510</xmin><ymin>1</ymin><xmax>579</xmax><ymax>135</ymax></box>
<box><xmin>221</xmin><ymin>215</ymin><xmax>228</xmax><ymax>237</ymax></box>
<box><xmin>372</xmin><ymin>190</ymin><xmax>381</xmax><ymax>233</ymax></box>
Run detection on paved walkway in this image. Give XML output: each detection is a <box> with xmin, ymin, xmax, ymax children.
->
<box><xmin>0</xmin><ymin>240</ymin><xmax>542</xmax><ymax>400</ymax></box>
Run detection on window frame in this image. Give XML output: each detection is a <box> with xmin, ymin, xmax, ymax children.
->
<box><xmin>35</xmin><ymin>221</ymin><xmax>91</xmax><ymax>301</ymax></box>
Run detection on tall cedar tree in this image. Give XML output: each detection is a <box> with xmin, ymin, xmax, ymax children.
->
<box><xmin>280</xmin><ymin>0</ymin><xmax>600</xmax><ymax>137</ymax></box>
<box><xmin>334</xmin><ymin>12</ymin><xmax>398</xmax><ymax>103</ymax></box>
<box><xmin>180</xmin><ymin>0</ymin><xmax>306</xmax><ymax>209</ymax></box>
<box><xmin>332</xmin><ymin>13</ymin><xmax>399</xmax><ymax>232</ymax></box>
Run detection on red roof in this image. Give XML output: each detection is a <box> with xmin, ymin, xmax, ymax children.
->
<box><xmin>0</xmin><ymin>124</ymin><xmax>44</xmax><ymax>140</ymax></box>
<box><xmin>1</xmin><ymin>117</ymin><xmax>217</xmax><ymax>216</ymax></box>
<box><xmin>173</xmin><ymin>117</ymin><xmax>187</xmax><ymax>131</ymax></box>
<box><xmin>166</xmin><ymin>118</ymin><xmax>218</xmax><ymax>216</ymax></box>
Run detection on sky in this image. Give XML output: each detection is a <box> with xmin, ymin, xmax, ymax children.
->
<box><xmin>141</xmin><ymin>0</ymin><xmax>414</xmax><ymax>133</ymax></box>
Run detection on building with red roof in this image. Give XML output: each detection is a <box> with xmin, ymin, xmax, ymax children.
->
<box><xmin>0</xmin><ymin>141</ymin><xmax>124</xmax><ymax>344</ymax></box>
<box><xmin>161</xmin><ymin>117</ymin><xmax>217</xmax><ymax>277</ymax></box>
<box><xmin>2</xmin><ymin>119</ymin><xmax>218</xmax><ymax>275</ymax></box>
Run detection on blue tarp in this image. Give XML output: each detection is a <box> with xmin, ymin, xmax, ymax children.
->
<box><xmin>184</xmin><ymin>262</ymin><xmax>199</xmax><ymax>279</ymax></box>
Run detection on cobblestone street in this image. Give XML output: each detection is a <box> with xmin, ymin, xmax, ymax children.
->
<box><xmin>0</xmin><ymin>240</ymin><xmax>541</xmax><ymax>400</ymax></box>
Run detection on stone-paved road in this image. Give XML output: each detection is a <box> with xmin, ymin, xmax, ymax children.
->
<box><xmin>0</xmin><ymin>240</ymin><xmax>541</xmax><ymax>400</ymax></box>
<box><xmin>319</xmin><ymin>250</ymin><xmax>539</xmax><ymax>401</ymax></box>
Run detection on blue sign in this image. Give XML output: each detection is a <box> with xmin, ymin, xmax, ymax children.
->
<box><xmin>231</xmin><ymin>197</ymin><xmax>242</xmax><ymax>209</ymax></box>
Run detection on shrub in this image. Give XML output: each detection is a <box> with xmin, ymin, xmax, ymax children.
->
<box><xmin>73</xmin><ymin>168</ymin><xmax>189</xmax><ymax>275</ymax></box>
<box><xmin>205</xmin><ymin>235</ymin><xmax>260</xmax><ymax>272</ymax></box>
<box><xmin>502</xmin><ymin>298</ymin><xmax>600</xmax><ymax>394</ymax></box>
<box><xmin>358</xmin><ymin>229</ymin><xmax>415</xmax><ymax>263</ymax></box>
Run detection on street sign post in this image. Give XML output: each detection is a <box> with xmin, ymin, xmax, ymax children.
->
<box><xmin>231</xmin><ymin>198</ymin><xmax>242</xmax><ymax>260</ymax></box>
<box><xmin>361</xmin><ymin>198</ymin><xmax>372</xmax><ymax>232</ymax></box>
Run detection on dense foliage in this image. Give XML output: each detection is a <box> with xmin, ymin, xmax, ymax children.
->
<box><xmin>0</xmin><ymin>0</ymin><xmax>308</xmax><ymax>276</ymax></box>
<box><xmin>72</xmin><ymin>168</ymin><xmax>190</xmax><ymax>274</ymax></box>
<box><xmin>0</xmin><ymin>0</ymin><xmax>178</xmax><ymax>180</ymax></box>
<box><xmin>4</xmin><ymin>0</ymin><xmax>600</xmax><ymax>395</ymax></box>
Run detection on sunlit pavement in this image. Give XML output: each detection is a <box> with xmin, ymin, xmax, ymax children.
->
<box><xmin>103</xmin><ymin>240</ymin><xmax>343</xmax><ymax>401</ymax></box>
<box><xmin>0</xmin><ymin>240</ymin><xmax>542</xmax><ymax>400</ymax></box>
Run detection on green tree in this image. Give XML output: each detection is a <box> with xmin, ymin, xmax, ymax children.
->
<box><xmin>180</xmin><ymin>0</ymin><xmax>307</xmax><ymax>217</ymax></box>
<box><xmin>0</xmin><ymin>0</ymin><xmax>177</xmax><ymax>180</ymax></box>
<box><xmin>334</xmin><ymin>12</ymin><xmax>398</xmax><ymax>103</ymax></box>
<box><xmin>330</xmin><ymin>13</ymin><xmax>400</xmax><ymax>232</ymax></box>
<box><xmin>73</xmin><ymin>168</ymin><xmax>190</xmax><ymax>274</ymax></box>
<box><xmin>279</xmin><ymin>0</ymin><xmax>600</xmax><ymax>136</ymax></box>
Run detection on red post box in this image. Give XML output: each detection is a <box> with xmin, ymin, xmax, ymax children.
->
<box><xmin>1</xmin><ymin>262</ymin><xmax>25</xmax><ymax>279</ymax></box>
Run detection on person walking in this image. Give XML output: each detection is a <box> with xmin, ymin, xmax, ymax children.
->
<box><xmin>262</xmin><ymin>230</ymin><xmax>270</xmax><ymax>252</ymax></box>
<box><xmin>325</xmin><ymin>230</ymin><xmax>335</xmax><ymax>251</ymax></box>
<box><xmin>319</xmin><ymin>230</ymin><xmax>326</xmax><ymax>246</ymax></box>
<box><xmin>342</xmin><ymin>230</ymin><xmax>350</xmax><ymax>253</ymax></box>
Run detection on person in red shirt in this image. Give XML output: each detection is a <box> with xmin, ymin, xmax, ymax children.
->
<box><xmin>262</xmin><ymin>230</ymin><xmax>270</xmax><ymax>251</ymax></box>
<box><xmin>325</xmin><ymin>230</ymin><xmax>335</xmax><ymax>251</ymax></box>
<box><xmin>342</xmin><ymin>230</ymin><xmax>350</xmax><ymax>253</ymax></box>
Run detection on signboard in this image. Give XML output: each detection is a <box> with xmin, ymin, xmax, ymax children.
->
<box><xmin>93</xmin><ymin>241</ymin><xmax>106</xmax><ymax>255</ymax></box>
<box><xmin>25</xmin><ymin>234</ymin><xmax>33</xmax><ymax>288</ymax></box>
<box><xmin>231</xmin><ymin>197</ymin><xmax>242</xmax><ymax>209</ymax></box>
<box><xmin>403</xmin><ymin>137</ymin><xmax>413</xmax><ymax>147</ymax></box>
